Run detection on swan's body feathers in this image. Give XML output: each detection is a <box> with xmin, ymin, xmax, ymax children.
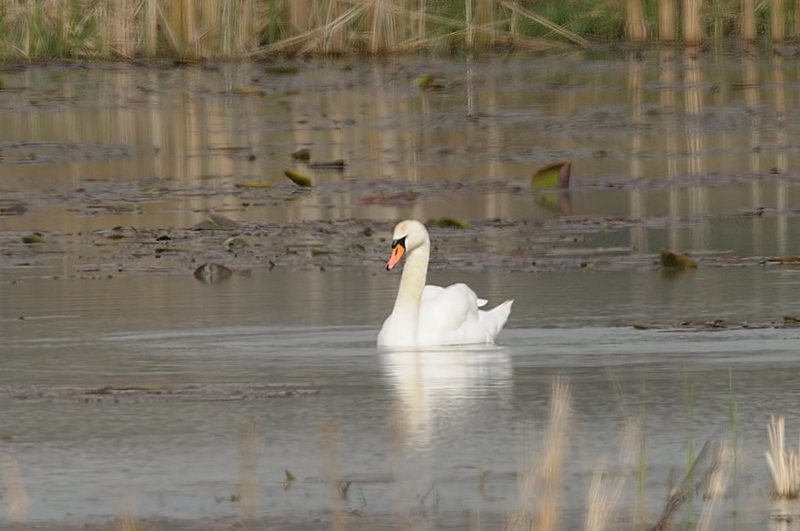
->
<box><xmin>416</xmin><ymin>283</ymin><xmax>510</xmax><ymax>347</ymax></box>
<box><xmin>377</xmin><ymin>220</ymin><xmax>513</xmax><ymax>348</ymax></box>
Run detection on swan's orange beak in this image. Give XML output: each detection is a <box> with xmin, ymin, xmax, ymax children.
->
<box><xmin>386</xmin><ymin>239</ymin><xmax>405</xmax><ymax>270</ymax></box>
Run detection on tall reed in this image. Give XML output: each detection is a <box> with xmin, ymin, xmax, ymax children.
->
<box><xmin>683</xmin><ymin>0</ymin><xmax>704</xmax><ymax>44</ymax></box>
<box><xmin>766</xmin><ymin>416</ymin><xmax>800</xmax><ymax>499</ymax></box>
<box><xmin>509</xmin><ymin>376</ymin><xmax>571</xmax><ymax>531</ymax></box>
<box><xmin>367</xmin><ymin>0</ymin><xmax>398</xmax><ymax>55</ymax></box>
<box><xmin>741</xmin><ymin>0</ymin><xmax>757</xmax><ymax>42</ymax></box>
<box><xmin>142</xmin><ymin>0</ymin><xmax>158</xmax><ymax>57</ymax></box>
<box><xmin>238</xmin><ymin>417</ymin><xmax>259</xmax><ymax>524</ymax></box>
<box><xmin>658</xmin><ymin>0</ymin><xmax>677</xmax><ymax>42</ymax></box>
<box><xmin>0</xmin><ymin>0</ymin><xmax>797</xmax><ymax>59</ymax></box>
<box><xmin>626</xmin><ymin>0</ymin><xmax>648</xmax><ymax>42</ymax></box>
<box><xmin>475</xmin><ymin>0</ymin><xmax>495</xmax><ymax>49</ymax></box>
<box><xmin>772</xmin><ymin>0</ymin><xmax>785</xmax><ymax>43</ymax></box>
<box><xmin>0</xmin><ymin>450</ymin><xmax>29</xmax><ymax>529</ymax></box>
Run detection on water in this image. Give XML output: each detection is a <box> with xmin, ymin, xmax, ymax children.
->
<box><xmin>1</xmin><ymin>52</ymin><xmax>800</xmax><ymax>529</ymax></box>
<box><xmin>1</xmin><ymin>268</ymin><xmax>800</xmax><ymax>527</ymax></box>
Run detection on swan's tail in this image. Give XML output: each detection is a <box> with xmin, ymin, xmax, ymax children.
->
<box><xmin>481</xmin><ymin>299</ymin><xmax>513</xmax><ymax>339</ymax></box>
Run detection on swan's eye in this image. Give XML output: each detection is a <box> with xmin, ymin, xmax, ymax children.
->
<box><xmin>391</xmin><ymin>236</ymin><xmax>406</xmax><ymax>249</ymax></box>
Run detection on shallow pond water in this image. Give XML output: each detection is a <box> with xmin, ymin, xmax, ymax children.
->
<box><xmin>2</xmin><ymin>268</ymin><xmax>800</xmax><ymax>529</ymax></box>
<box><xmin>2</xmin><ymin>51</ymin><xmax>800</xmax><ymax>530</ymax></box>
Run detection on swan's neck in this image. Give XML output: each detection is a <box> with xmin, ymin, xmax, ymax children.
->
<box><xmin>392</xmin><ymin>242</ymin><xmax>429</xmax><ymax>325</ymax></box>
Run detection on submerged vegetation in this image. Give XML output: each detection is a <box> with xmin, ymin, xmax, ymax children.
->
<box><xmin>0</xmin><ymin>0</ymin><xmax>798</xmax><ymax>61</ymax></box>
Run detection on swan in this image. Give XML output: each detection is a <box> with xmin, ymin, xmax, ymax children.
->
<box><xmin>377</xmin><ymin>220</ymin><xmax>513</xmax><ymax>348</ymax></box>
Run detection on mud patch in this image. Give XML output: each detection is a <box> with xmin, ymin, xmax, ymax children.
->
<box><xmin>0</xmin><ymin>141</ymin><xmax>132</xmax><ymax>165</ymax></box>
<box><xmin>0</xmin><ymin>383</ymin><xmax>320</xmax><ymax>403</ymax></box>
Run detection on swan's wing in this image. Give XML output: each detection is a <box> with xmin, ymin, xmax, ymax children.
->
<box><xmin>424</xmin><ymin>285</ymin><xmax>485</xmax><ymax>308</ymax></box>
<box><xmin>421</xmin><ymin>284</ymin><xmax>446</xmax><ymax>302</ymax></box>
<box><xmin>418</xmin><ymin>283</ymin><xmax>490</xmax><ymax>345</ymax></box>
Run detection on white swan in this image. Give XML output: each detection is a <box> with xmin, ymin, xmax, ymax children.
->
<box><xmin>377</xmin><ymin>220</ymin><xmax>513</xmax><ymax>348</ymax></box>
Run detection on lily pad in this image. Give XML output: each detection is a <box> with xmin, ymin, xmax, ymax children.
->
<box><xmin>235</xmin><ymin>182</ymin><xmax>273</xmax><ymax>189</ymax></box>
<box><xmin>290</xmin><ymin>148</ymin><xmax>310</xmax><ymax>161</ymax></box>
<box><xmin>308</xmin><ymin>159</ymin><xmax>346</xmax><ymax>170</ymax></box>
<box><xmin>435</xmin><ymin>217</ymin><xmax>470</xmax><ymax>229</ymax></box>
<box><xmin>415</xmin><ymin>74</ymin><xmax>448</xmax><ymax>91</ymax></box>
<box><xmin>22</xmin><ymin>234</ymin><xmax>44</xmax><ymax>244</ymax></box>
<box><xmin>532</xmin><ymin>161</ymin><xmax>571</xmax><ymax>189</ymax></box>
<box><xmin>224</xmin><ymin>236</ymin><xmax>249</xmax><ymax>252</ymax></box>
<box><xmin>284</xmin><ymin>169</ymin><xmax>312</xmax><ymax>187</ymax></box>
<box><xmin>660</xmin><ymin>248</ymin><xmax>698</xmax><ymax>269</ymax></box>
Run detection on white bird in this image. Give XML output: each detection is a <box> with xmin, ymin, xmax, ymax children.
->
<box><xmin>377</xmin><ymin>220</ymin><xmax>513</xmax><ymax>348</ymax></box>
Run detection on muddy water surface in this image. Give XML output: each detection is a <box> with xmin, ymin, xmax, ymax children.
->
<box><xmin>2</xmin><ymin>52</ymin><xmax>800</xmax><ymax>530</ymax></box>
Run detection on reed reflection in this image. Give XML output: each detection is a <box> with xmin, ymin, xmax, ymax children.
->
<box><xmin>659</xmin><ymin>49</ymin><xmax>680</xmax><ymax>250</ymax></box>
<box><xmin>684</xmin><ymin>50</ymin><xmax>708</xmax><ymax>250</ymax></box>
<box><xmin>741</xmin><ymin>49</ymin><xmax>763</xmax><ymax>255</ymax></box>
<box><xmin>627</xmin><ymin>56</ymin><xmax>646</xmax><ymax>253</ymax></box>
<box><xmin>380</xmin><ymin>348</ymin><xmax>513</xmax><ymax>450</ymax></box>
<box><xmin>772</xmin><ymin>55</ymin><xmax>789</xmax><ymax>256</ymax></box>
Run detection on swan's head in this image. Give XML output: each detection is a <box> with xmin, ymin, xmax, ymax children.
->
<box><xmin>386</xmin><ymin>220</ymin><xmax>430</xmax><ymax>271</ymax></box>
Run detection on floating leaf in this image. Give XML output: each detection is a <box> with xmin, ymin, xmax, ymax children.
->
<box><xmin>536</xmin><ymin>190</ymin><xmax>572</xmax><ymax>215</ymax></box>
<box><xmin>310</xmin><ymin>248</ymin><xmax>330</xmax><ymax>257</ymax></box>
<box><xmin>284</xmin><ymin>169</ymin><xmax>312</xmax><ymax>187</ymax></box>
<box><xmin>436</xmin><ymin>217</ymin><xmax>470</xmax><ymax>229</ymax></box>
<box><xmin>22</xmin><ymin>234</ymin><xmax>44</xmax><ymax>244</ymax></box>
<box><xmin>415</xmin><ymin>74</ymin><xmax>448</xmax><ymax>91</ymax></box>
<box><xmin>224</xmin><ymin>236</ymin><xmax>249</xmax><ymax>252</ymax></box>
<box><xmin>309</xmin><ymin>159</ymin><xmax>346</xmax><ymax>170</ymax></box>
<box><xmin>660</xmin><ymin>248</ymin><xmax>697</xmax><ymax>269</ymax></box>
<box><xmin>290</xmin><ymin>148</ymin><xmax>310</xmax><ymax>161</ymax></box>
<box><xmin>265</xmin><ymin>65</ymin><xmax>299</xmax><ymax>76</ymax></box>
<box><xmin>235</xmin><ymin>182</ymin><xmax>273</xmax><ymax>189</ymax></box>
<box><xmin>532</xmin><ymin>161</ymin><xmax>571</xmax><ymax>189</ymax></box>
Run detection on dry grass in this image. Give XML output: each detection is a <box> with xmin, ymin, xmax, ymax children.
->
<box><xmin>741</xmin><ymin>0</ymin><xmax>757</xmax><ymax>42</ymax></box>
<box><xmin>695</xmin><ymin>444</ymin><xmax>732</xmax><ymax>531</ymax></box>
<box><xmin>658</xmin><ymin>0</ymin><xmax>677</xmax><ymax>42</ymax></box>
<box><xmin>683</xmin><ymin>0</ymin><xmax>704</xmax><ymax>44</ymax></box>
<box><xmin>626</xmin><ymin>0</ymin><xmax>647</xmax><ymax>42</ymax></box>
<box><xmin>0</xmin><ymin>449</ymin><xmax>30</xmax><ymax>530</ymax></box>
<box><xmin>584</xmin><ymin>461</ymin><xmax>625</xmax><ymax>531</ymax></box>
<box><xmin>772</xmin><ymin>0</ymin><xmax>786</xmax><ymax>42</ymax></box>
<box><xmin>509</xmin><ymin>376</ymin><xmax>572</xmax><ymax>531</ymax></box>
<box><xmin>0</xmin><ymin>0</ymin><xmax>796</xmax><ymax>59</ymax></box>
<box><xmin>238</xmin><ymin>417</ymin><xmax>259</xmax><ymax>523</ymax></box>
<box><xmin>766</xmin><ymin>415</ymin><xmax>800</xmax><ymax>499</ymax></box>
<box><xmin>116</xmin><ymin>498</ymin><xmax>143</xmax><ymax>531</ymax></box>
<box><xmin>322</xmin><ymin>421</ymin><xmax>348</xmax><ymax>531</ymax></box>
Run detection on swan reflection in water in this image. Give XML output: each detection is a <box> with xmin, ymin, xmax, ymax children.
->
<box><xmin>380</xmin><ymin>347</ymin><xmax>513</xmax><ymax>450</ymax></box>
